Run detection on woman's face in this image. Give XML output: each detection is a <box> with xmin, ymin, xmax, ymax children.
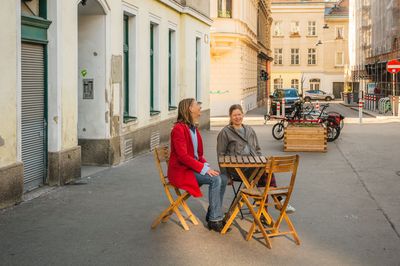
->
<box><xmin>230</xmin><ymin>109</ymin><xmax>244</xmax><ymax>126</ymax></box>
<box><xmin>189</xmin><ymin>101</ymin><xmax>202</xmax><ymax>122</ymax></box>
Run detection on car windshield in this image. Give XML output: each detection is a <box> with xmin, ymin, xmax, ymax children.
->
<box><xmin>274</xmin><ymin>89</ymin><xmax>298</xmax><ymax>98</ymax></box>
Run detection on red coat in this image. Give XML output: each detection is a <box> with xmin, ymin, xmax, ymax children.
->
<box><xmin>168</xmin><ymin>122</ymin><xmax>207</xmax><ymax>198</ymax></box>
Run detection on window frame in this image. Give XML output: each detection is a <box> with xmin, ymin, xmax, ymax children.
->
<box><xmin>308</xmin><ymin>48</ymin><xmax>317</xmax><ymax>65</ymax></box>
<box><xmin>274</xmin><ymin>48</ymin><xmax>283</xmax><ymax>65</ymax></box>
<box><xmin>290</xmin><ymin>48</ymin><xmax>300</xmax><ymax>65</ymax></box>
<box><xmin>308</xmin><ymin>21</ymin><xmax>316</xmax><ymax>36</ymax></box>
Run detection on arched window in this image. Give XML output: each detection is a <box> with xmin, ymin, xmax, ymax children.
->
<box><xmin>291</xmin><ymin>79</ymin><xmax>299</xmax><ymax>90</ymax></box>
<box><xmin>309</xmin><ymin>78</ymin><xmax>320</xmax><ymax>91</ymax></box>
<box><xmin>218</xmin><ymin>0</ymin><xmax>232</xmax><ymax>18</ymax></box>
<box><xmin>274</xmin><ymin>78</ymin><xmax>283</xmax><ymax>91</ymax></box>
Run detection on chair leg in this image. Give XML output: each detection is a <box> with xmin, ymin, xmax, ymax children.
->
<box><xmin>173</xmin><ymin>205</ymin><xmax>190</xmax><ymax>231</ymax></box>
<box><xmin>242</xmin><ymin>195</ymin><xmax>272</xmax><ymax>249</ymax></box>
<box><xmin>271</xmin><ymin>195</ymin><xmax>300</xmax><ymax>245</ymax></box>
<box><xmin>151</xmin><ymin>193</ymin><xmax>189</xmax><ymax>230</ymax></box>
<box><xmin>221</xmin><ymin>199</ymin><xmax>244</xmax><ymax>234</ymax></box>
<box><xmin>174</xmin><ymin>189</ymin><xmax>198</xmax><ymax>226</ymax></box>
<box><xmin>180</xmin><ymin>200</ymin><xmax>199</xmax><ymax>225</ymax></box>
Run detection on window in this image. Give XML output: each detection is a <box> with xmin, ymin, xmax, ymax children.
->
<box><xmin>122</xmin><ymin>13</ymin><xmax>137</xmax><ymax>123</ymax></box>
<box><xmin>274</xmin><ymin>21</ymin><xmax>282</xmax><ymax>36</ymax></box>
<box><xmin>123</xmin><ymin>15</ymin><xmax>130</xmax><ymax>119</ymax></box>
<box><xmin>336</xmin><ymin>26</ymin><xmax>344</xmax><ymax>39</ymax></box>
<box><xmin>274</xmin><ymin>48</ymin><xmax>283</xmax><ymax>65</ymax></box>
<box><xmin>310</xmin><ymin>78</ymin><xmax>320</xmax><ymax>91</ymax></box>
<box><xmin>150</xmin><ymin>23</ymin><xmax>160</xmax><ymax>115</ymax></box>
<box><xmin>273</xmin><ymin>78</ymin><xmax>283</xmax><ymax>91</ymax></box>
<box><xmin>290</xmin><ymin>21</ymin><xmax>300</xmax><ymax>35</ymax></box>
<box><xmin>308</xmin><ymin>21</ymin><xmax>316</xmax><ymax>36</ymax></box>
<box><xmin>168</xmin><ymin>29</ymin><xmax>177</xmax><ymax>110</ymax></box>
<box><xmin>291</xmin><ymin>48</ymin><xmax>299</xmax><ymax>65</ymax></box>
<box><xmin>291</xmin><ymin>79</ymin><xmax>299</xmax><ymax>90</ymax></box>
<box><xmin>195</xmin><ymin>37</ymin><xmax>201</xmax><ymax>101</ymax></box>
<box><xmin>335</xmin><ymin>51</ymin><xmax>344</xmax><ymax>66</ymax></box>
<box><xmin>218</xmin><ymin>0</ymin><xmax>232</xmax><ymax>18</ymax></box>
<box><xmin>308</xmin><ymin>48</ymin><xmax>316</xmax><ymax>65</ymax></box>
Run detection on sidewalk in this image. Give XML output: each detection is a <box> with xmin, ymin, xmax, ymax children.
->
<box><xmin>211</xmin><ymin>103</ymin><xmax>400</xmax><ymax>127</ymax></box>
<box><xmin>1</xmin><ymin>124</ymin><xmax>400</xmax><ymax>265</ymax></box>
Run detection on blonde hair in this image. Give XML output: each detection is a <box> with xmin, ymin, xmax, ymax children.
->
<box><xmin>176</xmin><ymin>98</ymin><xmax>195</xmax><ymax>125</ymax></box>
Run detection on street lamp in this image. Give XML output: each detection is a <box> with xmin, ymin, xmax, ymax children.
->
<box><xmin>316</xmin><ymin>40</ymin><xmax>323</xmax><ymax>46</ymax></box>
<box><xmin>323</xmin><ymin>24</ymin><xmax>329</xmax><ymax>29</ymax></box>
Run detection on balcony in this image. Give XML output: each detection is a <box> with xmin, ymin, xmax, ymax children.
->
<box><xmin>218</xmin><ymin>10</ymin><xmax>232</xmax><ymax>18</ymax></box>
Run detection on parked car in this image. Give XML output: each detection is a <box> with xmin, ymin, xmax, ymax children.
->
<box><xmin>303</xmin><ymin>90</ymin><xmax>335</xmax><ymax>102</ymax></box>
<box><xmin>270</xmin><ymin>88</ymin><xmax>301</xmax><ymax>115</ymax></box>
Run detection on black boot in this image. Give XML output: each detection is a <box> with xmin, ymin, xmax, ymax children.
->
<box><xmin>207</xmin><ymin>220</ymin><xmax>225</xmax><ymax>232</ymax></box>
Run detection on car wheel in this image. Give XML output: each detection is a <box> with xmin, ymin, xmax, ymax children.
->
<box><xmin>304</xmin><ymin>97</ymin><xmax>311</xmax><ymax>102</ymax></box>
<box><xmin>325</xmin><ymin>96</ymin><xmax>332</xmax><ymax>101</ymax></box>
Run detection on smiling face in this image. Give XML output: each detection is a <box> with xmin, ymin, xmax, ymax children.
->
<box><xmin>189</xmin><ymin>100</ymin><xmax>202</xmax><ymax>123</ymax></box>
<box><xmin>230</xmin><ymin>108</ymin><xmax>244</xmax><ymax>127</ymax></box>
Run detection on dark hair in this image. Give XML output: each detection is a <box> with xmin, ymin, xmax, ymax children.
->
<box><xmin>229</xmin><ymin>104</ymin><xmax>244</xmax><ymax>116</ymax></box>
<box><xmin>229</xmin><ymin>104</ymin><xmax>244</xmax><ymax>125</ymax></box>
<box><xmin>176</xmin><ymin>98</ymin><xmax>195</xmax><ymax>125</ymax></box>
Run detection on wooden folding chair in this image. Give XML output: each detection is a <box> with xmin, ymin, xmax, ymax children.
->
<box><xmin>151</xmin><ymin>146</ymin><xmax>199</xmax><ymax>231</ymax></box>
<box><xmin>240</xmin><ymin>155</ymin><xmax>300</xmax><ymax>249</ymax></box>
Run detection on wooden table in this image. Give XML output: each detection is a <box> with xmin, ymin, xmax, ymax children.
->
<box><xmin>218</xmin><ymin>155</ymin><xmax>269</xmax><ymax>234</ymax></box>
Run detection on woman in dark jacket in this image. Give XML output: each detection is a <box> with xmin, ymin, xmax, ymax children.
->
<box><xmin>217</xmin><ymin>104</ymin><xmax>295</xmax><ymax>213</ymax></box>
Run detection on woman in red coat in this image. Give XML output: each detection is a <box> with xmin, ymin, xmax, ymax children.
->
<box><xmin>168</xmin><ymin>98</ymin><xmax>228</xmax><ymax>232</ymax></box>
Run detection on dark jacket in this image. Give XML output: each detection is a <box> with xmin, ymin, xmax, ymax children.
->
<box><xmin>217</xmin><ymin>124</ymin><xmax>262</xmax><ymax>174</ymax></box>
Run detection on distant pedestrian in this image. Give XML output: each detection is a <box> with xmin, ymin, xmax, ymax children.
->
<box><xmin>168</xmin><ymin>98</ymin><xmax>228</xmax><ymax>232</ymax></box>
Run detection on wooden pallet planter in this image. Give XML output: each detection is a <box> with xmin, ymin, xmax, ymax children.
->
<box><xmin>284</xmin><ymin>123</ymin><xmax>327</xmax><ymax>152</ymax></box>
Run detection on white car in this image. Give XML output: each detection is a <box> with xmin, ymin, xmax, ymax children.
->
<box><xmin>303</xmin><ymin>90</ymin><xmax>335</xmax><ymax>102</ymax></box>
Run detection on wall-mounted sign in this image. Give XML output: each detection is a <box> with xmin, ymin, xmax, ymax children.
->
<box><xmin>83</xmin><ymin>79</ymin><xmax>94</xmax><ymax>99</ymax></box>
<box><xmin>81</xmin><ymin>69</ymin><xmax>88</xmax><ymax>77</ymax></box>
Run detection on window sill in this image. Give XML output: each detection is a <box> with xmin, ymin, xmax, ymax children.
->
<box><xmin>289</xmin><ymin>34</ymin><xmax>301</xmax><ymax>38</ymax></box>
<box><xmin>290</xmin><ymin>64</ymin><xmax>300</xmax><ymax>66</ymax></box>
<box><xmin>123</xmin><ymin>116</ymin><xmax>138</xmax><ymax>124</ymax></box>
<box><xmin>306</xmin><ymin>35</ymin><xmax>318</xmax><ymax>38</ymax></box>
<box><xmin>168</xmin><ymin>106</ymin><xmax>177</xmax><ymax>111</ymax></box>
<box><xmin>150</xmin><ymin>110</ymin><xmax>161</xmax><ymax>116</ymax></box>
<box><xmin>334</xmin><ymin>65</ymin><xmax>344</xmax><ymax>68</ymax></box>
<box><xmin>274</xmin><ymin>64</ymin><xmax>283</xmax><ymax>66</ymax></box>
<box><xmin>273</xmin><ymin>35</ymin><xmax>284</xmax><ymax>38</ymax></box>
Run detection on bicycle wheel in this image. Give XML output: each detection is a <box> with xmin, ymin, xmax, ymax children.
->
<box><xmin>272</xmin><ymin>122</ymin><xmax>285</xmax><ymax>140</ymax></box>
<box><xmin>326</xmin><ymin>118</ymin><xmax>340</xmax><ymax>142</ymax></box>
<box><xmin>327</xmin><ymin>111</ymin><xmax>344</xmax><ymax>130</ymax></box>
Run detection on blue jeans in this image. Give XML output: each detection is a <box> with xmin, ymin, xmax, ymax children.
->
<box><xmin>194</xmin><ymin>172</ymin><xmax>228</xmax><ymax>222</ymax></box>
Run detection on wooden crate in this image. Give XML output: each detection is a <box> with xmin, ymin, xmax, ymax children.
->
<box><xmin>284</xmin><ymin>123</ymin><xmax>327</xmax><ymax>152</ymax></box>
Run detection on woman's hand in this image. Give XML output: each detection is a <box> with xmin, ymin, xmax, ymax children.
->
<box><xmin>207</xmin><ymin>169</ymin><xmax>220</xmax><ymax>177</ymax></box>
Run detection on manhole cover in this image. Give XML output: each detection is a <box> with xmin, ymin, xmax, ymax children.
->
<box><xmin>396</xmin><ymin>171</ymin><xmax>400</xmax><ymax>177</ymax></box>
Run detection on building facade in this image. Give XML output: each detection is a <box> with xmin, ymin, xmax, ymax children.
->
<box><xmin>0</xmin><ymin>0</ymin><xmax>211</xmax><ymax>208</ymax></box>
<box><xmin>209</xmin><ymin>0</ymin><xmax>273</xmax><ymax>116</ymax></box>
<box><xmin>271</xmin><ymin>0</ymin><xmax>349</xmax><ymax>98</ymax></box>
<box><xmin>349</xmin><ymin>0</ymin><xmax>400</xmax><ymax>99</ymax></box>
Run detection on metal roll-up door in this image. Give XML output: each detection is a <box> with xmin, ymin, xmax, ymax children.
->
<box><xmin>21</xmin><ymin>42</ymin><xmax>46</xmax><ymax>191</ymax></box>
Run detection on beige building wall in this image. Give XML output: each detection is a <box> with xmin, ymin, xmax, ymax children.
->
<box><xmin>0</xmin><ymin>1</ymin><xmax>18</xmax><ymax>166</ymax></box>
<box><xmin>271</xmin><ymin>0</ymin><xmax>348</xmax><ymax>95</ymax></box>
<box><xmin>0</xmin><ymin>1</ymin><xmax>23</xmax><ymax>208</ymax></box>
<box><xmin>210</xmin><ymin>0</ymin><xmax>260</xmax><ymax>116</ymax></box>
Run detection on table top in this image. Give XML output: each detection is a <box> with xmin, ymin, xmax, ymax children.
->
<box><xmin>218</xmin><ymin>155</ymin><xmax>268</xmax><ymax>168</ymax></box>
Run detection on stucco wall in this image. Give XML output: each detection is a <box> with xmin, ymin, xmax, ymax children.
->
<box><xmin>0</xmin><ymin>1</ymin><xmax>18</xmax><ymax>166</ymax></box>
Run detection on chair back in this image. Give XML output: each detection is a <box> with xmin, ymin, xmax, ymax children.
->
<box><xmin>262</xmin><ymin>155</ymin><xmax>299</xmax><ymax>199</ymax></box>
<box><xmin>154</xmin><ymin>146</ymin><xmax>170</xmax><ymax>186</ymax></box>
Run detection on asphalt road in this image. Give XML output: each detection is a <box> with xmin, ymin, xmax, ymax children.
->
<box><xmin>1</xmin><ymin>123</ymin><xmax>400</xmax><ymax>265</ymax></box>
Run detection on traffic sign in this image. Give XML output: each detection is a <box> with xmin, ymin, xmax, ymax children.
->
<box><xmin>387</xmin><ymin>59</ymin><xmax>400</xmax><ymax>73</ymax></box>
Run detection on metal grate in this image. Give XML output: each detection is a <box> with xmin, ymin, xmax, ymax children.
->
<box><xmin>124</xmin><ymin>139</ymin><xmax>133</xmax><ymax>161</ymax></box>
<box><xmin>150</xmin><ymin>131</ymin><xmax>160</xmax><ymax>151</ymax></box>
